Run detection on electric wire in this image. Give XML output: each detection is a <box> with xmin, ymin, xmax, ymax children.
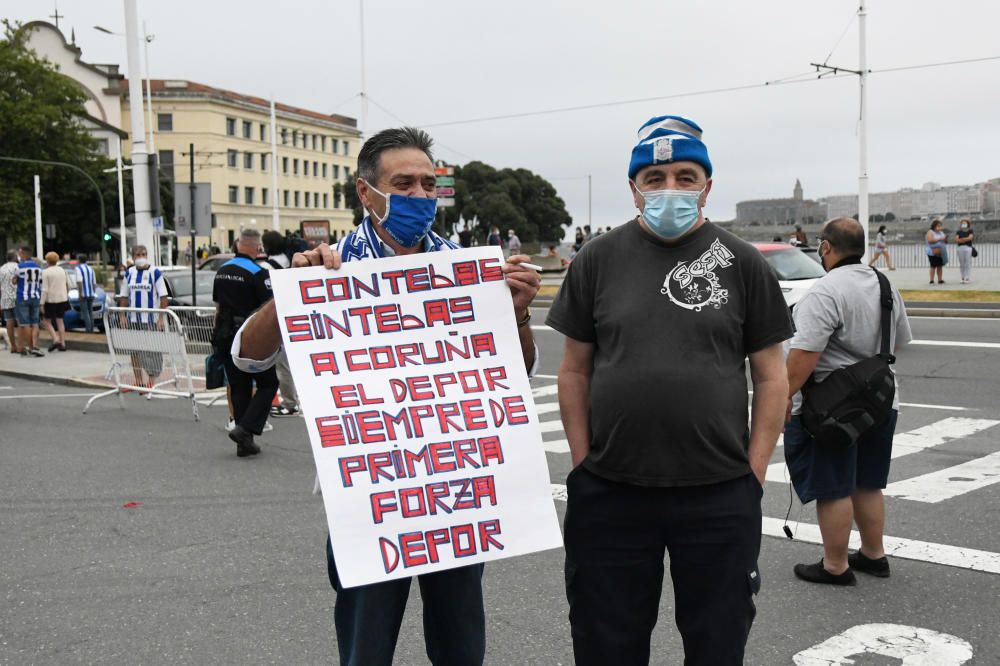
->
<box><xmin>822</xmin><ymin>13</ymin><xmax>857</xmax><ymax>66</ymax></box>
<box><xmin>367</xmin><ymin>96</ymin><xmax>475</xmax><ymax>161</ymax></box>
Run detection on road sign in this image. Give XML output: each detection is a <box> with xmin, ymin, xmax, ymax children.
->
<box><xmin>437</xmin><ymin>197</ymin><xmax>455</xmax><ymax>208</ymax></box>
<box><xmin>434</xmin><ymin>166</ymin><xmax>454</xmax><ymax>176</ymax></box>
<box><xmin>435</xmin><ymin>176</ymin><xmax>455</xmax><ymax>186</ymax></box>
<box><xmin>173</xmin><ymin>183</ymin><xmax>213</xmax><ymax>236</ymax></box>
<box><xmin>436</xmin><ymin>187</ymin><xmax>456</xmax><ymax>197</ymax></box>
<box><xmin>152</xmin><ymin>216</ymin><xmax>164</xmax><ymax>231</ymax></box>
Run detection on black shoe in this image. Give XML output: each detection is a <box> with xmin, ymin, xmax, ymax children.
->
<box><xmin>58</xmin><ymin>344</ymin><xmax>67</xmax><ymax>352</ymax></box>
<box><xmin>229</xmin><ymin>425</ymin><xmax>261</xmax><ymax>457</ymax></box>
<box><xmin>793</xmin><ymin>560</ymin><xmax>856</xmax><ymax>586</ymax></box>
<box><xmin>848</xmin><ymin>550</ymin><xmax>890</xmax><ymax>578</ymax></box>
<box><xmin>48</xmin><ymin>343</ymin><xmax>59</xmax><ymax>352</ymax></box>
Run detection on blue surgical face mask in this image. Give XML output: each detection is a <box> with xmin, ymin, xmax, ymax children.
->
<box><xmin>632</xmin><ymin>183</ymin><xmax>703</xmax><ymax>240</ymax></box>
<box><xmin>365</xmin><ymin>180</ymin><xmax>437</xmax><ymax>248</ymax></box>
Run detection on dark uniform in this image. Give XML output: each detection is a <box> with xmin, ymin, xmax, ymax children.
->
<box><xmin>212</xmin><ymin>254</ymin><xmax>278</xmax><ymax>436</ymax></box>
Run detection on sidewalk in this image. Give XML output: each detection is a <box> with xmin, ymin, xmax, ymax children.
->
<box><xmin>880</xmin><ymin>266</ymin><xmax>1000</xmax><ymax>293</ymax></box>
<box><xmin>0</xmin><ymin>348</ymin><xmax>114</xmax><ymax>388</ymax></box>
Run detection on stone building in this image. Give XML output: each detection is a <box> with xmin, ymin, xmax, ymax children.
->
<box><xmin>735</xmin><ymin>179</ymin><xmax>826</xmax><ymax>226</ymax></box>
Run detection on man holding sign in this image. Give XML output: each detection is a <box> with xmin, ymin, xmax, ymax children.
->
<box><xmin>232</xmin><ymin>127</ymin><xmax>544</xmax><ymax>666</ymax></box>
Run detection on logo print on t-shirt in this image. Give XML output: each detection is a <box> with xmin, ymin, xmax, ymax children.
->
<box><xmin>660</xmin><ymin>238</ymin><xmax>735</xmax><ymax>311</ymax></box>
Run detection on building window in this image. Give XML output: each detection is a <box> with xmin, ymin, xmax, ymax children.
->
<box><xmin>245</xmin><ymin>187</ymin><xmax>255</xmax><ymax>205</ymax></box>
<box><xmin>331</xmin><ymin>138</ymin><xmax>339</xmax><ymax>154</ymax></box>
<box><xmin>321</xmin><ymin>136</ymin><xmax>327</xmax><ymax>151</ymax></box>
<box><xmin>281</xmin><ymin>128</ymin><xmax>288</xmax><ymax>145</ymax></box>
<box><xmin>344</xmin><ymin>166</ymin><xmax>351</xmax><ymax>179</ymax></box>
<box><xmin>292</xmin><ymin>130</ymin><xmax>298</xmax><ymax>147</ymax></box>
<box><xmin>243</xmin><ymin>152</ymin><xmax>253</xmax><ymax>169</ymax></box>
<box><xmin>293</xmin><ymin>158</ymin><xmax>299</xmax><ymax>175</ymax></box>
<box><xmin>294</xmin><ymin>191</ymin><xmax>300</xmax><ymax>207</ymax></box>
<box><xmin>262</xmin><ymin>188</ymin><xmax>269</xmax><ymax>206</ymax></box>
<box><xmin>322</xmin><ymin>163</ymin><xmax>328</xmax><ymax>178</ymax></box>
<box><xmin>260</xmin><ymin>153</ymin><xmax>268</xmax><ymax>171</ymax></box>
<box><xmin>282</xmin><ymin>157</ymin><xmax>289</xmax><ymax>174</ymax></box>
<box><xmin>159</xmin><ymin>149</ymin><xmax>175</xmax><ymax>181</ymax></box>
<box><xmin>226</xmin><ymin>117</ymin><xmax>236</xmax><ymax>136</ymax></box>
<box><xmin>312</xmin><ymin>161</ymin><xmax>318</xmax><ymax>176</ymax></box>
<box><xmin>334</xmin><ymin>193</ymin><xmax>341</xmax><ymax>209</ymax></box>
<box><xmin>305</xmin><ymin>192</ymin><xmax>311</xmax><ymax>207</ymax></box>
<box><xmin>333</xmin><ymin>164</ymin><xmax>340</xmax><ymax>179</ymax></box>
<box><xmin>322</xmin><ymin>192</ymin><xmax>328</xmax><ymax>208</ymax></box>
<box><xmin>228</xmin><ymin>185</ymin><xmax>238</xmax><ymax>203</ymax></box>
<box><xmin>157</xmin><ymin>113</ymin><xmax>173</xmax><ymax>131</ymax></box>
<box><xmin>283</xmin><ymin>190</ymin><xmax>289</xmax><ymax>206</ymax></box>
<box><xmin>343</xmin><ymin>141</ymin><xmax>349</xmax><ymax>156</ymax></box>
<box><xmin>227</xmin><ymin>149</ymin><xmax>238</xmax><ymax>168</ymax></box>
<box><xmin>259</xmin><ymin>123</ymin><xmax>267</xmax><ymax>141</ymax></box>
<box><xmin>94</xmin><ymin>138</ymin><xmax>109</xmax><ymax>155</ymax></box>
<box><xmin>243</xmin><ymin>120</ymin><xmax>252</xmax><ymax>139</ymax></box>
<box><xmin>304</xmin><ymin>161</ymin><xmax>309</xmax><ymax>177</ymax></box>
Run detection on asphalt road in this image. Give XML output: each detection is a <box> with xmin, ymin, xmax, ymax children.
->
<box><xmin>1</xmin><ymin>313</ymin><xmax>998</xmax><ymax>664</ymax></box>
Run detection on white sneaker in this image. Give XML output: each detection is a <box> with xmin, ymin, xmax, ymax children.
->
<box><xmin>262</xmin><ymin>421</ymin><xmax>274</xmax><ymax>432</ymax></box>
<box><xmin>226</xmin><ymin>419</ymin><xmax>235</xmax><ymax>432</ymax></box>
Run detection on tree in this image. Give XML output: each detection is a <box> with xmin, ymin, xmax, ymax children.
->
<box><xmin>0</xmin><ymin>21</ymin><xmax>116</xmax><ymax>255</ymax></box>
<box><xmin>885</xmin><ymin>212</ymin><xmax>896</xmax><ymax>222</ymax></box>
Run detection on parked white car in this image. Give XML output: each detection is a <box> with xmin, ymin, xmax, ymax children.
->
<box><xmin>752</xmin><ymin>243</ymin><xmax>826</xmax><ymax>310</ymax></box>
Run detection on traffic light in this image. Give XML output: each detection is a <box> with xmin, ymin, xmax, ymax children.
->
<box><xmin>103</xmin><ymin>232</ymin><xmax>112</xmax><ymax>242</ymax></box>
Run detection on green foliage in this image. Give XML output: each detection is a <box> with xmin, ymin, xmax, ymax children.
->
<box><xmin>0</xmin><ymin>20</ymin><xmax>116</xmax><ymax>253</ymax></box>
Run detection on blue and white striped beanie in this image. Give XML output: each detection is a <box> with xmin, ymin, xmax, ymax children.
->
<box><xmin>628</xmin><ymin>115</ymin><xmax>713</xmax><ymax>180</ymax></box>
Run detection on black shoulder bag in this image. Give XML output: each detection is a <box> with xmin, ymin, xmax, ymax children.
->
<box><xmin>800</xmin><ymin>269</ymin><xmax>896</xmax><ymax>448</ymax></box>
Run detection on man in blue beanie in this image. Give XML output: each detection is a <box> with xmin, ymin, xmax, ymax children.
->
<box><xmin>547</xmin><ymin>115</ymin><xmax>792</xmax><ymax>664</ymax></box>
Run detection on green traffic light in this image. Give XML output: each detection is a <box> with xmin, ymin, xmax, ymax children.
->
<box><xmin>103</xmin><ymin>233</ymin><xmax>112</xmax><ymax>241</ymax></box>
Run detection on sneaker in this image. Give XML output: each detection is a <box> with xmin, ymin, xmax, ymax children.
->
<box><xmin>229</xmin><ymin>425</ymin><xmax>261</xmax><ymax>457</ymax></box>
<box><xmin>225</xmin><ymin>419</ymin><xmax>236</xmax><ymax>432</ymax></box>
<box><xmin>793</xmin><ymin>560</ymin><xmax>856</xmax><ymax>586</ymax></box>
<box><xmin>29</xmin><ymin>347</ymin><xmax>45</xmax><ymax>357</ymax></box>
<box><xmin>262</xmin><ymin>421</ymin><xmax>274</xmax><ymax>432</ymax></box>
<box><xmin>848</xmin><ymin>550</ymin><xmax>890</xmax><ymax>578</ymax></box>
<box><xmin>270</xmin><ymin>405</ymin><xmax>300</xmax><ymax>417</ymax></box>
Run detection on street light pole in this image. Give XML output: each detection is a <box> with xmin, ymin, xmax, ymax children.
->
<box><xmin>858</xmin><ymin>0</ymin><xmax>870</xmax><ymax>261</ymax></box>
<box><xmin>270</xmin><ymin>99</ymin><xmax>280</xmax><ymax>230</ymax></box>
<box><xmin>34</xmin><ymin>175</ymin><xmax>43</xmax><ymax>258</ymax></box>
<box><xmin>116</xmin><ymin>137</ymin><xmax>127</xmax><ymax>264</ymax></box>
<box><xmin>123</xmin><ymin>0</ymin><xmax>153</xmax><ymax>251</ymax></box>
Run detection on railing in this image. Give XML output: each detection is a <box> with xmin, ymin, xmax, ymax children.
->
<box><xmin>871</xmin><ymin>242</ymin><xmax>1000</xmax><ymax>268</ymax></box>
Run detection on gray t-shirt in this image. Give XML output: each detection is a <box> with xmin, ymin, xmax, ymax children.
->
<box><xmin>789</xmin><ymin>263</ymin><xmax>912</xmax><ymax>414</ymax></box>
<box><xmin>546</xmin><ymin>220</ymin><xmax>793</xmax><ymax>487</ymax></box>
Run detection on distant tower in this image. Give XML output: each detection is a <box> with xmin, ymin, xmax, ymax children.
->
<box><xmin>793</xmin><ymin>178</ymin><xmax>803</xmax><ymax>201</ymax></box>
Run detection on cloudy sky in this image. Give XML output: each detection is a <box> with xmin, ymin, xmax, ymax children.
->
<box><xmin>7</xmin><ymin>0</ymin><xmax>1000</xmax><ymax>233</ymax></box>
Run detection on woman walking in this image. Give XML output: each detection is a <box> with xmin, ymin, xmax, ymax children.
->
<box><xmin>869</xmin><ymin>224</ymin><xmax>895</xmax><ymax>270</ymax></box>
<box><xmin>955</xmin><ymin>219</ymin><xmax>975</xmax><ymax>283</ymax></box>
<box><xmin>40</xmin><ymin>252</ymin><xmax>70</xmax><ymax>351</ymax></box>
<box><xmin>925</xmin><ymin>220</ymin><xmax>948</xmax><ymax>284</ymax></box>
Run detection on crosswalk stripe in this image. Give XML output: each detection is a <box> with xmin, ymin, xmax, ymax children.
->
<box><xmin>535</xmin><ymin>403</ymin><xmax>560</xmax><ymax>415</ymax></box>
<box><xmin>532</xmin><ymin>384</ymin><xmax>560</xmax><ymax>398</ymax></box>
<box><xmin>884</xmin><ymin>450</ymin><xmax>1000</xmax><ymax>503</ymax></box>
<box><xmin>538</xmin><ymin>420</ymin><xmax>564</xmax><ymax>433</ymax></box>
<box><xmin>766</xmin><ymin>417</ymin><xmax>1000</xmax><ymax>484</ymax></box>
<box><xmin>547</xmin><ymin>483</ymin><xmax>1000</xmax><ymax>574</ymax></box>
<box><xmin>543</xmin><ymin>439</ymin><xmax>570</xmax><ymax>453</ymax></box>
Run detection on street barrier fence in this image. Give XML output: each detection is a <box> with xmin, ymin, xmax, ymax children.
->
<box><xmin>83</xmin><ymin>306</ymin><xmax>224</xmax><ymax>419</ymax></box>
<box><xmin>873</xmin><ymin>242</ymin><xmax>1000</xmax><ymax>268</ymax></box>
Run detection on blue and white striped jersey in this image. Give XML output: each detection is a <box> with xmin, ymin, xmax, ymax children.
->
<box><xmin>76</xmin><ymin>263</ymin><xmax>97</xmax><ymax>298</ymax></box>
<box><xmin>16</xmin><ymin>260</ymin><xmax>42</xmax><ymax>301</ymax></box>
<box><xmin>119</xmin><ymin>265</ymin><xmax>168</xmax><ymax>324</ymax></box>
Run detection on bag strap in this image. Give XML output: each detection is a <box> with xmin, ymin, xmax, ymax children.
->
<box><xmin>873</xmin><ymin>268</ymin><xmax>895</xmax><ymax>364</ymax></box>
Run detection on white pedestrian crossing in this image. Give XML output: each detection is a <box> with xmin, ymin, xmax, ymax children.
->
<box><xmin>884</xmin><ymin>450</ymin><xmax>1000</xmax><ymax>503</ymax></box>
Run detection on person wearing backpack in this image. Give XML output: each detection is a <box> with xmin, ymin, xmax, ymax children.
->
<box><xmin>784</xmin><ymin>217</ymin><xmax>912</xmax><ymax>586</ymax></box>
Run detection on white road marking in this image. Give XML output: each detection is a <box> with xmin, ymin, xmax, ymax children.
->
<box><xmin>900</xmin><ymin>402</ymin><xmax>970</xmax><ymax>411</ymax></box>
<box><xmin>794</xmin><ymin>624</ymin><xmax>973</xmax><ymax>665</ymax></box>
<box><xmin>885</xmin><ymin>450</ymin><xmax>1000</xmax><ymax>503</ymax></box>
<box><xmin>548</xmin><ymin>483</ymin><xmax>1000</xmax><ymax>574</ymax></box>
<box><xmin>532</xmin><ymin>373</ymin><xmax>559</xmax><ymax>380</ymax></box>
<box><xmin>908</xmin><ymin>315</ymin><xmax>1000</xmax><ymax>321</ymax></box>
<box><xmin>766</xmin><ymin>417</ymin><xmax>1000</xmax><ymax>483</ymax></box>
<box><xmin>538</xmin><ymin>419</ymin><xmax>564</xmax><ymax>433</ymax></box>
<box><xmin>0</xmin><ymin>393</ymin><xmax>98</xmax><ymax>400</ymax></box>
<box><xmin>530</xmin><ymin>324</ymin><xmax>555</xmax><ymax>332</ymax></box>
<box><xmin>534</xmin><ymin>402</ymin><xmax>561</xmax><ymax>415</ymax></box>
<box><xmin>0</xmin><ymin>386</ymin><xmax>13</xmax><ymax>390</ymax></box>
<box><xmin>531</xmin><ymin>384</ymin><xmax>560</xmax><ymax>398</ymax></box>
<box><xmin>543</xmin><ymin>439</ymin><xmax>570</xmax><ymax>453</ymax></box>
<box><xmin>910</xmin><ymin>339</ymin><xmax>1000</xmax><ymax>349</ymax></box>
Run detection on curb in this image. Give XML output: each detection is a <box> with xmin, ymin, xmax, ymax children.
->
<box><xmin>906</xmin><ymin>307</ymin><xmax>1000</xmax><ymax>318</ymax></box>
<box><xmin>0</xmin><ymin>367</ymin><xmax>111</xmax><ymax>389</ymax></box>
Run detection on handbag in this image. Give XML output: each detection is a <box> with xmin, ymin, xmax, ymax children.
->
<box><xmin>800</xmin><ymin>269</ymin><xmax>896</xmax><ymax>448</ymax></box>
<box><xmin>971</xmin><ymin>245</ymin><xmax>979</xmax><ymax>258</ymax></box>
<box><xmin>205</xmin><ymin>350</ymin><xmax>226</xmax><ymax>390</ymax></box>
<box><xmin>931</xmin><ymin>246</ymin><xmax>942</xmax><ymax>256</ymax></box>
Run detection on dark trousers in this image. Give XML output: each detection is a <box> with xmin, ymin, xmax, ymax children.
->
<box><xmin>80</xmin><ymin>297</ymin><xmax>95</xmax><ymax>333</ymax></box>
<box><xmin>564</xmin><ymin>468</ymin><xmax>762</xmax><ymax>666</ymax></box>
<box><xmin>221</xmin><ymin>351</ymin><xmax>277</xmax><ymax>435</ymax></box>
<box><xmin>325</xmin><ymin>537</ymin><xmax>486</xmax><ymax>666</ymax></box>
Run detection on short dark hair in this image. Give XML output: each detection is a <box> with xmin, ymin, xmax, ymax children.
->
<box><xmin>262</xmin><ymin>230</ymin><xmax>284</xmax><ymax>256</ymax></box>
<box><xmin>77</xmin><ymin>254</ymin><xmax>88</xmax><ymax>263</ymax></box>
<box><xmin>822</xmin><ymin>217</ymin><xmax>865</xmax><ymax>256</ymax></box>
<box><xmin>930</xmin><ymin>219</ymin><xmax>943</xmax><ymax>230</ymax></box>
<box><xmin>19</xmin><ymin>245</ymin><xmax>32</xmax><ymax>255</ymax></box>
<box><xmin>356</xmin><ymin>127</ymin><xmax>434</xmax><ymax>185</ymax></box>
<box><xmin>6</xmin><ymin>250</ymin><xmax>17</xmax><ymax>262</ymax></box>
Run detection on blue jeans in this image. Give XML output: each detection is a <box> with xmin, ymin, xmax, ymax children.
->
<box><xmin>325</xmin><ymin>536</ymin><xmax>486</xmax><ymax>666</ymax></box>
<box><xmin>14</xmin><ymin>299</ymin><xmax>40</xmax><ymax>326</ymax></box>
<box><xmin>80</xmin><ymin>296</ymin><xmax>95</xmax><ymax>332</ymax></box>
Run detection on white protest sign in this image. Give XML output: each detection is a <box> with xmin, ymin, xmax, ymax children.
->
<box><xmin>270</xmin><ymin>246</ymin><xmax>562</xmax><ymax>587</ymax></box>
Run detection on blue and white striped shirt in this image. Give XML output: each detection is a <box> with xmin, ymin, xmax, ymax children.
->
<box><xmin>16</xmin><ymin>260</ymin><xmax>42</xmax><ymax>302</ymax></box>
<box><xmin>76</xmin><ymin>263</ymin><xmax>97</xmax><ymax>298</ymax></box>
<box><xmin>119</xmin><ymin>265</ymin><xmax>167</xmax><ymax>324</ymax></box>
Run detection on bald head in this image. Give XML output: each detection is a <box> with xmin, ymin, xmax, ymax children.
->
<box><xmin>822</xmin><ymin>217</ymin><xmax>865</xmax><ymax>258</ymax></box>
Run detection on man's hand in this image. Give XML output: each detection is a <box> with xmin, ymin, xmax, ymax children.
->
<box><xmin>502</xmin><ymin>254</ymin><xmax>541</xmax><ymax>316</ymax></box>
<box><xmin>292</xmin><ymin>243</ymin><xmax>341</xmax><ymax>270</ymax></box>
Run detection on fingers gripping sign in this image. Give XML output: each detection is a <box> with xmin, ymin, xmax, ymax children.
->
<box><xmin>502</xmin><ymin>254</ymin><xmax>541</xmax><ymax>315</ymax></box>
<box><xmin>293</xmin><ymin>243</ymin><xmax>342</xmax><ymax>271</ymax></box>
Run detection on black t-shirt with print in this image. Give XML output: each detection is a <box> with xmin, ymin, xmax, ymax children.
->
<box><xmin>546</xmin><ymin>220</ymin><xmax>793</xmax><ymax>487</ymax></box>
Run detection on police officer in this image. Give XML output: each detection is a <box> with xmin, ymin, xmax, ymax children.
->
<box><xmin>212</xmin><ymin>228</ymin><xmax>277</xmax><ymax>457</ymax></box>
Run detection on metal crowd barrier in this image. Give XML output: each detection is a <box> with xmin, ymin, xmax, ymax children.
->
<box><xmin>168</xmin><ymin>305</ymin><xmax>226</xmax><ymax>408</ymax></box>
<box><xmin>873</xmin><ymin>242</ymin><xmax>1000</xmax><ymax>268</ymax></box>
<box><xmin>83</xmin><ymin>306</ymin><xmax>207</xmax><ymax>419</ymax></box>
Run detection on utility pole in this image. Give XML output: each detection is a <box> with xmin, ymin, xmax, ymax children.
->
<box><xmin>359</xmin><ymin>0</ymin><xmax>368</xmax><ymax>141</ymax></box>
<box><xmin>123</xmin><ymin>0</ymin><xmax>153</xmax><ymax>251</ymax></box>
<box><xmin>189</xmin><ymin>143</ymin><xmax>197</xmax><ymax>304</ymax></box>
<box><xmin>116</xmin><ymin>138</ymin><xmax>127</xmax><ymax>264</ymax></box>
<box><xmin>810</xmin><ymin>0</ymin><xmax>870</xmax><ymax>261</ymax></box>
<box><xmin>34</xmin><ymin>175</ymin><xmax>43</xmax><ymax>258</ymax></box>
<box><xmin>270</xmin><ymin>99</ymin><xmax>280</xmax><ymax>230</ymax></box>
<box><xmin>587</xmin><ymin>174</ymin><xmax>592</xmax><ymax>231</ymax></box>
